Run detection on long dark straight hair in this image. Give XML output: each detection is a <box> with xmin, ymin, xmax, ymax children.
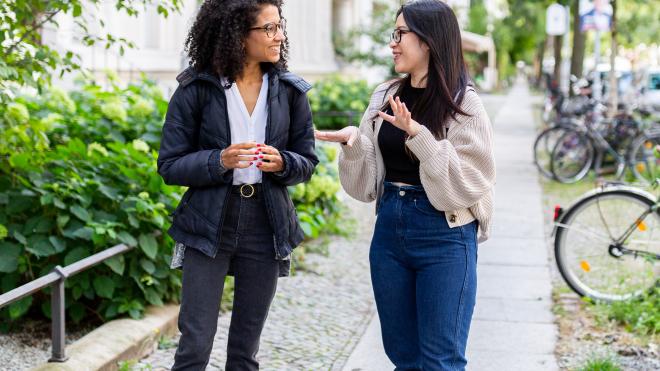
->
<box><xmin>380</xmin><ymin>0</ymin><xmax>472</xmax><ymax>139</ymax></box>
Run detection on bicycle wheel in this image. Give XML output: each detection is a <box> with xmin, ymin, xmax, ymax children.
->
<box><xmin>555</xmin><ymin>188</ymin><xmax>660</xmax><ymax>301</ymax></box>
<box><xmin>550</xmin><ymin>130</ymin><xmax>594</xmax><ymax>183</ymax></box>
<box><xmin>628</xmin><ymin>131</ymin><xmax>660</xmax><ymax>184</ymax></box>
<box><xmin>534</xmin><ymin>126</ymin><xmax>572</xmax><ymax>179</ymax></box>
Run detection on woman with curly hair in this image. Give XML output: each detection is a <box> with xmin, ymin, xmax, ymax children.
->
<box><xmin>156</xmin><ymin>0</ymin><xmax>318</xmax><ymax>369</ymax></box>
<box><xmin>316</xmin><ymin>1</ymin><xmax>495</xmax><ymax>369</ymax></box>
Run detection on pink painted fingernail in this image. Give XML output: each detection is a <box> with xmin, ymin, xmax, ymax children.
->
<box><xmin>259</xmin><ymin>155</ymin><xmax>264</xmax><ymax>159</ymax></box>
<box><xmin>253</xmin><ymin>157</ymin><xmax>257</xmax><ymax>160</ymax></box>
<box><xmin>254</xmin><ymin>151</ymin><xmax>259</xmax><ymax>154</ymax></box>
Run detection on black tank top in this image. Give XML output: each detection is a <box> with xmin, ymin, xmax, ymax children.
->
<box><xmin>378</xmin><ymin>83</ymin><xmax>425</xmax><ymax>185</ymax></box>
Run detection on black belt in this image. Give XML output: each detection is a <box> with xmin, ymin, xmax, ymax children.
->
<box><xmin>230</xmin><ymin>183</ymin><xmax>263</xmax><ymax>198</ymax></box>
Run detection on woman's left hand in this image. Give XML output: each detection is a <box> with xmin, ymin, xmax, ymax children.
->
<box><xmin>256</xmin><ymin>145</ymin><xmax>285</xmax><ymax>173</ymax></box>
<box><xmin>378</xmin><ymin>95</ymin><xmax>422</xmax><ymax>138</ymax></box>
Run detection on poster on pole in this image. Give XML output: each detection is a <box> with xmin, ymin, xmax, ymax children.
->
<box><xmin>580</xmin><ymin>0</ymin><xmax>612</xmax><ymax>32</ymax></box>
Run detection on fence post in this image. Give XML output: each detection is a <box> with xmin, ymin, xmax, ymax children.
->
<box><xmin>49</xmin><ymin>266</ymin><xmax>68</xmax><ymax>362</ymax></box>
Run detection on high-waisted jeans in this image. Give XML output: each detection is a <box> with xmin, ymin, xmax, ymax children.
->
<box><xmin>370</xmin><ymin>182</ymin><xmax>478</xmax><ymax>371</ymax></box>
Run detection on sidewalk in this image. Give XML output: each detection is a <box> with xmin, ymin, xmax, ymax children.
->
<box><xmin>342</xmin><ymin>79</ymin><xmax>559</xmax><ymax>371</ymax></box>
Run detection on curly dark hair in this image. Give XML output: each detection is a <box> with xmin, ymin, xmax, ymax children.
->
<box><xmin>184</xmin><ymin>0</ymin><xmax>289</xmax><ymax>82</ymax></box>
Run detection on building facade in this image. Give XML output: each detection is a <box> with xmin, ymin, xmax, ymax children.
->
<box><xmin>46</xmin><ymin>0</ymin><xmax>497</xmax><ymax>94</ymax></box>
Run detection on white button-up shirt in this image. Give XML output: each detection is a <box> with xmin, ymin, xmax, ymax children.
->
<box><xmin>223</xmin><ymin>73</ymin><xmax>269</xmax><ymax>185</ymax></box>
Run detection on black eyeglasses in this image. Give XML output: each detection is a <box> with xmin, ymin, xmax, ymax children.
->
<box><xmin>390</xmin><ymin>28</ymin><xmax>412</xmax><ymax>43</ymax></box>
<box><xmin>249</xmin><ymin>19</ymin><xmax>286</xmax><ymax>38</ymax></box>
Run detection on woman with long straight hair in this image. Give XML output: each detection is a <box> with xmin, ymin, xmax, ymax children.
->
<box><xmin>157</xmin><ymin>0</ymin><xmax>318</xmax><ymax>369</ymax></box>
<box><xmin>316</xmin><ymin>1</ymin><xmax>495</xmax><ymax>369</ymax></box>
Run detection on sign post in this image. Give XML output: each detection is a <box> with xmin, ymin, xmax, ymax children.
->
<box><xmin>579</xmin><ymin>0</ymin><xmax>613</xmax><ymax>102</ymax></box>
<box><xmin>546</xmin><ymin>3</ymin><xmax>570</xmax><ymax>95</ymax></box>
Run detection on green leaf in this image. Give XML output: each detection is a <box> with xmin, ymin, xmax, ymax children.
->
<box><xmin>300</xmin><ymin>221</ymin><xmax>313</xmax><ymax>237</ymax></box>
<box><xmin>25</xmin><ymin>234</ymin><xmax>56</xmax><ymax>257</ymax></box>
<box><xmin>64</xmin><ymin>247</ymin><xmax>89</xmax><ymax>266</ymax></box>
<box><xmin>7</xmin><ymin>196</ymin><xmax>33</xmax><ymax>213</ymax></box>
<box><xmin>105</xmin><ymin>303</ymin><xmax>118</xmax><ymax>318</ymax></box>
<box><xmin>0</xmin><ymin>242</ymin><xmax>21</xmax><ymax>272</ymax></box>
<box><xmin>53</xmin><ymin>197</ymin><xmax>66</xmax><ymax>209</ymax></box>
<box><xmin>138</xmin><ymin>233</ymin><xmax>158</xmax><ymax>259</ymax></box>
<box><xmin>24</xmin><ymin>216</ymin><xmax>54</xmax><ymax>234</ymax></box>
<box><xmin>117</xmin><ymin>231</ymin><xmax>137</xmax><ymax>246</ymax></box>
<box><xmin>56</xmin><ymin>215</ymin><xmax>70</xmax><ymax>228</ymax></box>
<box><xmin>69</xmin><ymin>302</ymin><xmax>85</xmax><ymax>323</ymax></box>
<box><xmin>139</xmin><ymin>259</ymin><xmax>155</xmax><ymax>274</ymax></box>
<box><xmin>48</xmin><ymin>236</ymin><xmax>66</xmax><ymax>253</ymax></box>
<box><xmin>13</xmin><ymin>230</ymin><xmax>27</xmax><ymax>245</ymax></box>
<box><xmin>98</xmin><ymin>185</ymin><xmax>119</xmax><ymax>199</ymax></box>
<box><xmin>70</xmin><ymin>205</ymin><xmax>91</xmax><ymax>222</ymax></box>
<box><xmin>9</xmin><ymin>153</ymin><xmax>32</xmax><ymax>170</ymax></box>
<box><xmin>8</xmin><ymin>296</ymin><xmax>32</xmax><ymax>319</ymax></box>
<box><xmin>152</xmin><ymin>214</ymin><xmax>164</xmax><ymax>228</ymax></box>
<box><xmin>72</xmin><ymin>285</ymin><xmax>83</xmax><ymax>300</ymax></box>
<box><xmin>144</xmin><ymin>288</ymin><xmax>163</xmax><ymax>306</ymax></box>
<box><xmin>104</xmin><ymin>255</ymin><xmax>125</xmax><ymax>275</ymax></box>
<box><xmin>128</xmin><ymin>214</ymin><xmax>139</xmax><ymax>228</ymax></box>
<box><xmin>40</xmin><ymin>193</ymin><xmax>54</xmax><ymax>205</ymax></box>
<box><xmin>93</xmin><ymin>276</ymin><xmax>115</xmax><ymax>299</ymax></box>
<box><xmin>72</xmin><ymin>226</ymin><xmax>94</xmax><ymax>240</ymax></box>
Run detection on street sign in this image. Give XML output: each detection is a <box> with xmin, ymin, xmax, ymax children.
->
<box><xmin>546</xmin><ymin>3</ymin><xmax>568</xmax><ymax>35</ymax></box>
<box><xmin>580</xmin><ymin>0</ymin><xmax>612</xmax><ymax>32</ymax></box>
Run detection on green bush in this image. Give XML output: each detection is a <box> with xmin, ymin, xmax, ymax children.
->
<box><xmin>0</xmin><ymin>75</ymin><xmax>344</xmax><ymax>326</ymax></box>
<box><xmin>0</xmin><ymin>77</ymin><xmax>182</xmax><ymax>325</ymax></box>
<box><xmin>308</xmin><ymin>75</ymin><xmax>372</xmax><ymax>130</ymax></box>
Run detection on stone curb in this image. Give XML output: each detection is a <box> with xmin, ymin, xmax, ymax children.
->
<box><xmin>30</xmin><ymin>304</ymin><xmax>179</xmax><ymax>371</ymax></box>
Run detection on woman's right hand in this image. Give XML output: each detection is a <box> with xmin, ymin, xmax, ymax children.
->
<box><xmin>221</xmin><ymin>142</ymin><xmax>259</xmax><ymax>169</ymax></box>
<box><xmin>314</xmin><ymin>126</ymin><xmax>359</xmax><ymax>146</ymax></box>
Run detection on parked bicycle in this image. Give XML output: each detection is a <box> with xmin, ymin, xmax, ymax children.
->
<box><xmin>552</xmin><ymin>180</ymin><xmax>660</xmax><ymax>302</ymax></box>
<box><xmin>550</xmin><ymin>104</ymin><xmax>660</xmax><ymax>184</ymax></box>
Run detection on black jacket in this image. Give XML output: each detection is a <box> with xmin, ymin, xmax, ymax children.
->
<box><xmin>157</xmin><ymin>66</ymin><xmax>319</xmax><ymax>262</ymax></box>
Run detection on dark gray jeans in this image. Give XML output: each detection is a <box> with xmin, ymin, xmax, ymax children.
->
<box><xmin>172</xmin><ymin>185</ymin><xmax>280</xmax><ymax>371</ymax></box>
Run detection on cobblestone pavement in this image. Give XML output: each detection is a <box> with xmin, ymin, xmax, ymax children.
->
<box><xmin>139</xmin><ymin>187</ymin><xmax>377</xmax><ymax>371</ymax></box>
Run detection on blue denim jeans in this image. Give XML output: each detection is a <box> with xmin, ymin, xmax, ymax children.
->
<box><xmin>370</xmin><ymin>182</ymin><xmax>478</xmax><ymax>371</ymax></box>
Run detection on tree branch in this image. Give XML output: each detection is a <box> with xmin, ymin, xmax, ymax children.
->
<box><xmin>6</xmin><ymin>9</ymin><xmax>63</xmax><ymax>55</ymax></box>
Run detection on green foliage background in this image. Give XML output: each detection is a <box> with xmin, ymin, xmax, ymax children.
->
<box><xmin>0</xmin><ymin>75</ymin><xmax>346</xmax><ymax>327</ymax></box>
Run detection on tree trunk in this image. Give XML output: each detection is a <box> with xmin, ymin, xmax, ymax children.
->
<box><xmin>609</xmin><ymin>0</ymin><xmax>618</xmax><ymax>116</ymax></box>
<box><xmin>570</xmin><ymin>0</ymin><xmax>586</xmax><ymax>95</ymax></box>
<box><xmin>535</xmin><ymin>38</ymin><xmax>547</xmax><ymax>88</ymax></box>
<box><xmin>553</xmin><ymin>34</ymin><xmax>563</xmax><ymax>86</ymax></box>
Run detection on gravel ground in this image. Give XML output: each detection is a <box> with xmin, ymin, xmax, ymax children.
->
<box><xmin>138</xmin><ymin>189</ymin><xmax>377</xmax><ymax>370</ymax></box>
<box><xmin>0</xmin><ymin>320</ymin><xmax>95</xmax><ymax>371</ymax></box>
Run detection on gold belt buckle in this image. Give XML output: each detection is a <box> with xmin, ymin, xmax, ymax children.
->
<box><xmin>240</xmin><ymin>184</ymin><xmax>255</xmax><ymax>198</ymax></box>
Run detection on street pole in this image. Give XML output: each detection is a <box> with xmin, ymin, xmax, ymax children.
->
<box><xmin>593</xmin><ymin>29</ymin><xmax>602</xmax><ymax>102</ymax></box>
<box><xmin>561</xmin><ymin>4</ymin><xmax>571</xmax><ymax>96</ymax></box>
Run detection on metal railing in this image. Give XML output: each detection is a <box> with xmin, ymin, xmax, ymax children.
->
<box><xmin>0</xmin><ymin>243</ymin><xmax>133</xmax><ymax>362</ymax></box>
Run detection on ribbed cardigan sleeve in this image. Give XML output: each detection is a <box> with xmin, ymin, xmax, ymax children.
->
<box><xmin>337</xmin><ymin>107</ymin><xmax>379</xmax><ymax>203</ymax></box>
<box><xmin>405</xmin><ymin>94</ymin><xmax>495</xmax><ymax>211</ymax></box>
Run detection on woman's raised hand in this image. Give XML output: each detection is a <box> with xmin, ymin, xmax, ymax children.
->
<box><xmin>314</xmin><ymin>126</ymin><xmax>360</xmax><ymax>146</ymax></box>
<box><xmin>378</xmin><ymin>95</ymin><xmax>421</xmax><ymax>138</ymax></box>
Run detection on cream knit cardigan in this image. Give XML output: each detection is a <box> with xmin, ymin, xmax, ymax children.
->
<box><xmin>338</xmin><ymin>81</ymin><xmax>496</xmax><ymax>243</ymax></box>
